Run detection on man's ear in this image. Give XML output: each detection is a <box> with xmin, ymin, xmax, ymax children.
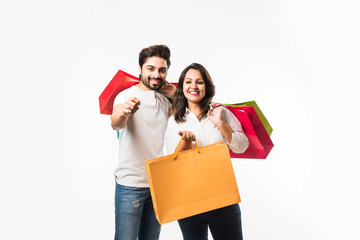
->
<box><xmin>139</xmin><ymin>65</ymin><xmax>142</xmax><ymax>74</ymax></box>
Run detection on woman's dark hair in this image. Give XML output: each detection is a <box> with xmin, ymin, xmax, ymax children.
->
<box><xmin>173</xmin><ymin>63</ymin><xmax>215</xmax><ymax>123</ymax></box>
<box><xmin>139</xmin><ymin>45</ymin><xmax>171</xmax><ymax>68</ymax></box>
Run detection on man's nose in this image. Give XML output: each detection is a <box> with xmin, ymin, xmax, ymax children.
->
<box><xmin>152</xmin><ymin>70</ymin><xmax>160</xmax><ymax>78</ymax></box>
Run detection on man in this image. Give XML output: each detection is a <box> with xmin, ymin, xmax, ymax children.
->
<box><xmin>111</xmin><ymin>45</ymin><xmax>175</xmax><ymax>240</ymax></box>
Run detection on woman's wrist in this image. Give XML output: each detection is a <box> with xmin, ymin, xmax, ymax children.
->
<box><xmin>215</xmin><ymin>120</ymin><xmax>225</xmax><ymax>129</ymax></box>
<box><xmin>178</xmin><ymin>139</ymin><xmax>193</xmax><ymax>151</ymax></box>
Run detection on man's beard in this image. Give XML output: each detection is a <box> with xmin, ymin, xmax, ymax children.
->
<box><xmin>140</xmin><ymin>74</ymin><xmax>164</xmax><ymax>90</ymax></box>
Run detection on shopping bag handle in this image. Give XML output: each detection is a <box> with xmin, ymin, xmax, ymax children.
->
<box><xmin>173</xmin><ymin>137</ymin><xmax>199</xmax><ymax>159</ymax></box>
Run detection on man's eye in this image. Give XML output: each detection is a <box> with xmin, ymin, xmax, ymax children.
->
<box><xmin>160</xmin><ymin>69</ymin><xmax>167</xmax><ymax>73</ymax></box>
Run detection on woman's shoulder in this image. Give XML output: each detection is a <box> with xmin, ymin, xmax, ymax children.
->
<box><xmin>168</xmin><ymin>114</ymin><xmax>176</xmax><ymax>122</ymax></box>
<box><xmin>167</xmin><ymin>114</ymin><xmax>179</xmax><ymax>127</ymax></box>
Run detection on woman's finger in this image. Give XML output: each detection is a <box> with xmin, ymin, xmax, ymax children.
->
<box><xmin>209</xmin><ymin>103</ymin><xmax>217</xmax><ymax>107</ymax></box>
<box><xmin>185</xmin><ymin>131</ymin><xmax>190</xmax><ymax>140</ymax></box>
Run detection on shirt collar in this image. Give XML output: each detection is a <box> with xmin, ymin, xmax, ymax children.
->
<box><xmin>185</xmin><ymin>108</ymin><xmax>209</xmax><ymax>124</ymax></box>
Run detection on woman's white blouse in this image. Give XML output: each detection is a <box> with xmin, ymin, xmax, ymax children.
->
<box><xmin>164</xmin><ymin>107</ymin><xmax>249</xmax><ymax>155</ymax></box>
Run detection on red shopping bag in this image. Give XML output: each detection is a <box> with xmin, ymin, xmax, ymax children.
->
<box><xmin>98</xmin><ymin>69</ymin><xmax>177</xmax><ymax>115</ymax></box>
<box><xmin>99</xmin><ymin>70</ymin><xmax>139</xmax><ymax>115</ymax></box>
<box><xmin>225</xmin><ymin>106</ymin><xmax>274</xmax><ymax>159</ymax></box>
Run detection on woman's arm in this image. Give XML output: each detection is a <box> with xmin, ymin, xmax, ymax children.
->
<box><xmin>207</xmin><ymin>106</ymin><xmax>249</xmax><ymax>153</ymax></box>
<box><xmin>207</xmin><ymin>106</ymin><xmax>234</xmax><ymax>143</ymax></box>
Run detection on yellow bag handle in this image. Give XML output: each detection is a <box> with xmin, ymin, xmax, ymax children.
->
<box><xmin>173</xmin><ymin>137</ymin><xmax>199</xmax><ymax>159</ymax></box>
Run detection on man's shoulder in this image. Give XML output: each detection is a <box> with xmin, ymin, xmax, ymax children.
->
<box><xmin>114</xmin><ymin>86</ymin><xmax>137</xmax><ymax>105</ymax></box>
<box><xmin>119</xmin><ymin>85</ymin><xmax>137</xmax><ymax>96</ymax></box>
<box><xmin>154</xmin><ymin>91</ymin><xmax>171</xmax><ymax>107</ymax></box>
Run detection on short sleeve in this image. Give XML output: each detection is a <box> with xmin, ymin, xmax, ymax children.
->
<box><xmin>113</xmin><ymin>88</ymin><xmax>133</xmax><ymax>107</ymax></box>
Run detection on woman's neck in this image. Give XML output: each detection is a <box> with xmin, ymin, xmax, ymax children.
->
<box><xmin>188</xmin><ymin>101</ymin><xmax>203</xmax><ymax>120</ymax></box>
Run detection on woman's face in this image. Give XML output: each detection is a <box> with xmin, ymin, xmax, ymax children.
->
<box><xmin>182</xmin><ymin>68</ymin><xmax>206</xmax><ymax>104</ymax></box>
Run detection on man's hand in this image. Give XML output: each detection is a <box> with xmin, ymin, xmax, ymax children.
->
<box><xmin>111</xmin><ymin>97</ymin><xmax>140</xmax><ymax>130</ymax></box>
<box><xmin>160</xmin><ymin>82</ymin><xmax>176</xmax><ymax>99</ymax></box>
<box><xmin>123</xmin><ymin>97</ymin><xmax>140</xmax><ymax>115</ymax></box>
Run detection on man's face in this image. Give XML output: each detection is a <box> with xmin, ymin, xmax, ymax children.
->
<box><xmin>139</xmin><ymin>56</ymin><xmax>168</xmax><ymax>90</ymax></box>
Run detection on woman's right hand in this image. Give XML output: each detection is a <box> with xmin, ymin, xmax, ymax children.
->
<box><xmin>177</xmin><ymin>130</ymin><xmax>196</xmax><ymax>152</ymax></box>
<box><xmin>178</xmin><ymin>130</ymin><xmax>196</xmax><ymax>141</ymax></box>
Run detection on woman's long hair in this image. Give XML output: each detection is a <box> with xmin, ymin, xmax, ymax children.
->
<box><xmin>173</xmin><ymin>63</ymin><xmax>215</xmax><ymax>123</ymax></box>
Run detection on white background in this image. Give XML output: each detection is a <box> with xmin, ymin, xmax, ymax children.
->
<box><xmin>1</xmin><ymin>0</ymin><xmax>359</xmax><ymax>239</ymax></box>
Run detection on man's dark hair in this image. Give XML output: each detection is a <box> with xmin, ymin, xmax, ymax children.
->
<box><xmin>139</xmin><ymin>45</ymin><xmax>171</xmax><ymax>68</ymax></box>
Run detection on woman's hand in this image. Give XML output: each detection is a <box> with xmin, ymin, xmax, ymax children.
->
<box><xmin>207</xmin><ymin>104</ymin><xmax>224</xmax><ymax>127</ymax></box>
<box><xmin>207</xmin><ymin>104</ymin><xmax>235</xmax><ymax>143</ymax></box>
<box><xmin>178</xmin><ymin>130</ymin><xmax>196</xmax><ymax>141</ymax></box>
<box><xmin>177</xmin><ymin>130</ymin><xmax>196</xmax><ymax>152</ymax></box>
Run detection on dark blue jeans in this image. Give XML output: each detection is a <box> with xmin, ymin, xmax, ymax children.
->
<box><xmin>114</xmin><ymin>183</ymin><xmax>161</xmax><ymax>240</ymax></box>
<box><xmin>178</xmin><ymin>204</ymin><xmax>243</xmax><ymax>240</ymax></box>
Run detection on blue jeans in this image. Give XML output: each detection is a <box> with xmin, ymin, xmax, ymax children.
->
<box><xmin>114</xmin><ymin>183</ymin><xmax>161</xmax><ymax>240</ymax></box>
<box><xmin>178</xmin><ymin>204</ymin><xmax>243</xmax><ymax>240</ymax></box>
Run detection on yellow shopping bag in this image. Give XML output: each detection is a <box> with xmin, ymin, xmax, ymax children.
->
<box><xmin>145</xmin><ymin>138</ymin><xmax>241</xmax><ymax>224</ymax></box>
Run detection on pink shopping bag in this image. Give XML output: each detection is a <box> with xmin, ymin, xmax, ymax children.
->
<box><xmin>225</xmin><ymin>105</ymin><xmax>274</xmax><ymax>159</ymax></box>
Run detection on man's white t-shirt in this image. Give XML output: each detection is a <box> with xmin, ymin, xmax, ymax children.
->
<box><xmin>113</xmin><ymin>85</ymin><xmax>171</xmax><ymax>188</ymax></box>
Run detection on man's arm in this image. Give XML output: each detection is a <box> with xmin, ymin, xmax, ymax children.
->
<box><xmin>111</xmin><ymin>97</ymin><xmax>140</xmax><ymax>130</ymax></box>
<box><xmin>168</xmin><ymin>106</ymin><xmax>174</xmax><ymax>118</ymax></box>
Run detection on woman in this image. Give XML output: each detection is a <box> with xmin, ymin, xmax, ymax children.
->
<box><xmin>164</xmin><ymin>63</ymin><xmax>249</xmax><ymax>240</ymax></box>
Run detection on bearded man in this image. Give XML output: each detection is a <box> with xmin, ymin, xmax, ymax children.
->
<box><xmin>111</xmin><ymin>45</ymin><xmax>175</xmax><ymax>240</ymax></box>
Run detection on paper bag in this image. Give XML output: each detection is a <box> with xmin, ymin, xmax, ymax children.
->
<box><xmin>216</xmin><ymin>100</ymin><xmax>273</xmax><ymax>136</ymax></box>
<box><xmin>99</xmin><ymin>69</ymin><xmax>177</xmax><ymax>115</ymax></box>
<box><xmin>99</xmin><ymin>70</ymin><xmax>139</xmax><ymax>115</ymax></box>
<box><xmin>145</xmin><ymin>139</ymin><xmax>240</xmax><ymax>224</ymax></box>
<box><xmin>225</xmin><ymin>105</ymin><xmax>274</xmax><ymax>159</ymax></box>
